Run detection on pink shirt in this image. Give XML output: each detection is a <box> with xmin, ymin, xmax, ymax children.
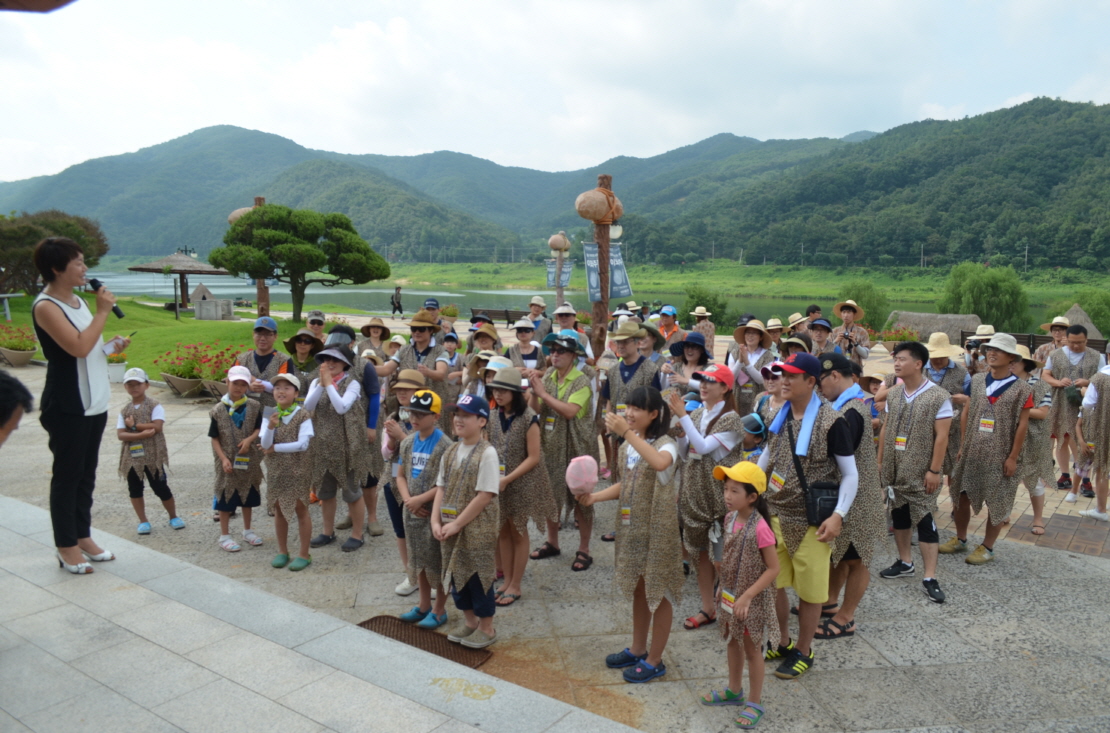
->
<box><xmin>727</xmin><ymin>511</ymin><xmax>775</xmax><ymax>548</ymax></box>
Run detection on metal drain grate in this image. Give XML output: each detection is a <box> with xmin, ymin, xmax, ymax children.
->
<box><xmin>357</xmin><ymin>616</ymin><xmax>492</xmax><ymax>669</ymax></box>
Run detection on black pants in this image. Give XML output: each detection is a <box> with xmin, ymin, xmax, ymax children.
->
<box><xmin>451</xmin><ymin>573</ymin><xmax>496</xmax><ymax>618</ymax></box>
<box><xmin>891</xmin><ymin>504</ymin><xmax>940</xmax><ymax>544</ymax></box>
<box><xmin>41</xmin><ymin>410</ymin><xmax>107</xmax><ymax>548</ymax></box>
<box><xmin>127</xmin><ymin>467</ymin><xmax>173</xmax><ymax>501</ymax></box>
<box><xmin>391</xmin><ymin>302</ymin><xmax>403</xmax><ymax>316</ymax></box>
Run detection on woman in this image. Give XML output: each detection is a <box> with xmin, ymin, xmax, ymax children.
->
<box><xmin>357</xmin><ymin>318</ymin><xmax>391</xmax><ymax>364</ymax></box>
<box><xmin>282</xmin><ymin>328</ymin><xmax>323</xmax><ymax>396</ymax></box>
<box><xmin>779</xmin><ymin>333</ymin><xmax>812</xmax><ymax>359</ymax></box>
<box><xmin>505</xmin><ymin>318</ymin><xmax>543</xmax><ymax>377</ymax></box>
<box><xmin>729</xmin><ymin>319</ymin><xmax>775</xmax><ymax>417</ymax></box>
<box><xmin>661</xmin><ymin>332</ymin><xmax>710</xmax><ymax>400</ymax></box>
<box><xmin>463</xmin><ymin>350</ymin><xmax>498</xmax><ymax>400</ymax></box>
<box><xmin>31</xmin><ymin>237</ymin><xmax>127</xmax><ymax>574</ymax></box>
<box><xmin>755</xmin><ymin>363</ymin><xmax>787</xmax><ymax>425</ymax></box>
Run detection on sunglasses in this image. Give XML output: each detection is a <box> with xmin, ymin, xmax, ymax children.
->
<box><xmin>410</xmin><ymin>327</ymin><xmax>430</xmax><ymax>333</ymax></box>
<box><xmin>550</xmin><ymin>346</ymin><xmax>572</xmax><ymax>356</ymax></box>
<box><xmin>295</xmin><ymin>338</ymin><xmax>315</xmax><ymax>345</ymax></box>
<box><xmin>516</xmin><ymin>329</ymin><xmax>535</xmax><ymax>334</ymax></box>
<box><xmin>315</xmin><ymin>355</ymin><xmax>334</xmax><ymax>364</ymax></box>
<box><xmin>308</xmin><ymin>320</ymin><xmax>324</xmax><ymax>326</ymax></box>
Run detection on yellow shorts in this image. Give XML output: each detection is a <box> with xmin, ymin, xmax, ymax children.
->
<box><xmin>771</xmin><ymin>515</ymin><xmax>831</xmax><ymax>604</ymax></box>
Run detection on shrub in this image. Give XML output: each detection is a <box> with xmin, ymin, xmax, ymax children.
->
<box><xmin>836</xmin><ymin>278</ymin><xmax>890</xmax><ymax>330</ymax></box>
<box><xmin>0</xmin><ymin>324</ymin><xmax>36</xmax><ymax>351</ymax></box>
<box><xmin>1077</xmin><ymin>255</ymin><xmax>1100</xmax><ymax>271</ymax></box>
<box><xmin>878</xmin><ymin>254</ymin><xmax>895</xmax><ymax>268</ymax></box>
<box><xmin>681</xmin><ymin>284</ymin><xmax>731</xmax><ymax>329</ymax></box>
<box><xmin>937</xmin><ymin>262</ymin><xmax>1031</xmax><ymax>331</ymax></box>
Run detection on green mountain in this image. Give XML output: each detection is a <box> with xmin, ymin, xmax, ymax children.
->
<box><xmin>671</xmin><ymin>98</ymin><xmax>1110</xmax><ymax>269</ymax></box>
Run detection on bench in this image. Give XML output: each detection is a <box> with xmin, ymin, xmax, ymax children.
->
<box><xmin>470</xmin><ymin>307</ymin><xmax>533</xmax><ymax>327</ymax></box>
<box><xmin>959</xmin><ymin>331</ymin><xmax>1108</xmax><ymax>354</ymax></box>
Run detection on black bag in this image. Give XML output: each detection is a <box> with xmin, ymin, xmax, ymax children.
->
<box><xmin>786</xmin><ymin>422</ymin><xmax>840</xmax><ymax>527</ymax></box>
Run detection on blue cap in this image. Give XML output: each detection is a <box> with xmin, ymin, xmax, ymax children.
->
<box><xmin>253</xmin><ymin>316</ymin><xmax>278</xmax><ymax>332</ymax></box>
<box><xmin>444</xmin><ymin>332</ymin><xmax>459</xmax><ymax>342</ymax></box>
<box><xmin>669</xmin><ymin>331</ymin><xmax>706</xmax><ymax>357</ymax></box>
<box><xmin>455</xmin><ymin>394</ymin><xmax>490</xmax><ymax>418</ymax></box>
<box><xmin>810</xmin><ymin>318</ymin><xmax>833</xmax><ymax>332</ymax></box>
<box><xmin>661</xmin><ymin>305</ymin><xmax>677</xmax><ymax>316</ymax></box>
<box><xmin>424</xmin><ymin>298</ymin><xmax>440</xmax><ymax>309</ymax></box>
<box><xmin>777</xmin><ymin>352</ymin><xmax>822</xmax><ymax>379</ymax></box>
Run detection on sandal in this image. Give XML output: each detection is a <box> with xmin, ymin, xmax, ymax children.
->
<box><xmin>814</xmin><ymin>618</ymin><xmax>855</xmax><ymax>640</ymax></box>
<box><xmin>242</xmin><ymin>530</ymin><xmax>263</xmax><ymax>546</ymax></box>
<box><xmin>219</xmin><ymin>537</ymin><xmax>241</xmax><ymax>552</ymax></box>
<box><xmin>701</xmin><ymin>688</ymin><xmax>745</xmax><ymax>706</ymax></box>
<box><xmin>684</xmin><ymin>610</ymin><xmax>716</xmax><ymax>630</ymax></box>
<box><xmin>735</xmin><ymin>703</ymin><xmax>764</xmax><ymax>728</ymax></box>
<box><xmin>790</xmin><ymin>603</ymin><xmax>838</xmax><ymax>617</ymax></box>
<box><xmin>601</xmin><ymin>531</ymin><xmax>616</xmax><ymax>542</ymax></box>
<box><xmin>530</xmin><ymin>541</ymin><xmax>561</xmax><ymax>560</ymax></box>
<box><xmin>571</xmin><ymin>551</ymin><xmax>593</xmax><ymax>572</ymax></box>
<box><xmin>1031</xmin><ymin>524</ymin><xmax>1046</xmax><ymax>536</ymax></box>
<box><xmin>496</xmin><ymin>593</ymin><xmax>521</xmax><ymax>607</ymax></box>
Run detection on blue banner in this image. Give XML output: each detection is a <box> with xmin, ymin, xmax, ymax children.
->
<box><xmin>583</xmin><ymin>243</ymin><xmax>632</xmax><ymax>302</ymax></box>
<box><xmin>545</xmin><ymin>259</ymin><xmax>573</xmax><ymax>288</ymax></box>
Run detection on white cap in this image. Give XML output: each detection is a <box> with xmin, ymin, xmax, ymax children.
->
<box><xmin>512</xmin><ymin>317</ymin><xmax>535</xmax><ymax>330</ymax></box>
<box><xmin>553</xmin><ymin>303</ymin><xmax>576</xmax><ymax>316</ymax></box>
<box><xmin>390</xmin><ymin>334</ymin><xmax>407</xmax><ymax>345</ymax></box>
<box><xmin>271</xmin><ymin>373</ymin><xmax>301</xmax><ymax>391</ymax></box>
<box><xmin>227</xmin><ymin>365</ymin><xmax>253</xmax><ymax>383</ymax></box>
<box><xmin>123</xmin><ymin>367</ymin><xmax>149</xmax><ymax>384</ymax></box>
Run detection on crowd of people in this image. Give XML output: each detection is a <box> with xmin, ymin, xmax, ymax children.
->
<box><xmin>9</xmin><ymin>237</ymin><xmax>1110</xmax><ymax>731</ymax></box>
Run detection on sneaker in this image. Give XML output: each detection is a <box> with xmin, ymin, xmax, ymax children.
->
<box><xmin>399</xmin><ymin>606</ymin><xmax>430</xmax><ymax>623</ymax></box>
<box><xmin>1079</xmin><ymin>508</ymin><xmax>1110</xmax><ymax>522</ymax></box>
<box><xmin>764</xmin><ymin>639</ymin><xmax>794</xmax><ymax>661</ymax></box>
<box><xmin>461</xmin><ymin>628</ymin><xmax>497</xmax><ymax>649</ymax></box>
<box><xmin>335</xmin><ymin>516</ymin><xmax>353</xmax><ymax>530</ymax></box>
<box><xmin>367</xmin><ymin>520</ymin><xmax>385</xmax><ymax>537</ymax></box>
<box><xmin>136</xmin><ymin>522</ymin><xmax>152</xmax><ymax>535</ymax></box>
<box><xmin>1081</xmin><ymin>478</ymin><xmax>1095</xmax><ymax>498</ymax></box>
<box><xmin>922</xmin><ymin>578</ymin><xmax>946</xmax><ymax>604</ymax></box>
<box><xmin>879</xmin><ymin>560</ymin><xmax>915</xmax><ymax>579</ymax></box>
<box><xmin>965</xmin><ymin>544</ymin><xmax>995</xmax><ymax>565</ymax></box>
<box><xmin>447</xmin><ymin>623</ymin><xmax>477</xmax><ymax>643</ymax></box>
<box><xmin>1065</xmin><ymin>492</ymin><xmax>1078</xmax><ymax>503</ymax></box>
<box><xmin>395</xmin><ymin>576</ymin><xmax>418</xmax><ymax>596</ymax></box>
<box><xmin>773</xmin><ymin>648</ymin><xmax>815</xmax><ymax>680</ymax></box>
<box><xmin>623</xmin><ymin>659</ymin><xmax>666</xmax><ymax>683</ymax></box>
<box><xmin>168</xmin><ymin>517</ymin><xmax>186</xmax><ymax>530</ymax></box>
<box><xmin>938</xmin><ymin>537</ymin><xmax>968</xmax><ymax>554</ymax></box>
<box><xmin>1057</xmin><ymin>475</ymin><xmax>1073</xmax><ymax>490</ymax></box>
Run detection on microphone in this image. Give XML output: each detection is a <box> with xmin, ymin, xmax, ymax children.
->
<box><xmin>87</xmin><ymin>278</ymin><xmax>125</xmax><ymax>319</ymax></box>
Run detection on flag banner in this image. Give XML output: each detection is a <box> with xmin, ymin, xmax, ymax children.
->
<box><xmin>545</xmin><ymin>259</ymin><xmax>574</xmax><ymax>288</ymax></box>
<box><xmin>583</xmin><ymin>244</ymin><xmax>632</xmax><ymax>302</ymax></box>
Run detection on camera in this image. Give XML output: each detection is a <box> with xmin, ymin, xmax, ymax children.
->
<box><xmin>966</xmin><ymin>339</ymin><xmax>982</xmax><ymax>350</ymax></box>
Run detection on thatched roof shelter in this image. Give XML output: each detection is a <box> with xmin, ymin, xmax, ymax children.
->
<box><xmin>128</xmin><ymin>253</ymin><xmax>231</xmax><ymax>308</ymax></box>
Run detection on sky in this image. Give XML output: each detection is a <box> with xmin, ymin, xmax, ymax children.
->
<box><xmin>3</xmin><ymin>0</ymin><xmax>1110</xmax><ymax>182</ymax></box>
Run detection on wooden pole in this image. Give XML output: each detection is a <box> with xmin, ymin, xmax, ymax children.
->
<box><xmin>555</xmin><ymin>248</ymin><xmax>565</xmax><ymax>307</ymax></box>
<box><xmin>590</xmin><ymin>174</ymin><xmax>613</xmax><ymax>360</ymax></box>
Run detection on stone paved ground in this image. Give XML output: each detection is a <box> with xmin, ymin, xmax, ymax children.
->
<box><xmin>3</xmin><ymin>364</ymin><xmax>1110</xmax><ymax>732</ymax></box>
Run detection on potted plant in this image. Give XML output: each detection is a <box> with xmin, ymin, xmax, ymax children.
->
<box><xmin>440</xmin><ymin>304</ymin><xmax>459</xmax><ymax>325</ymax></box>
<box><xmin>197</xmin><ymin>341</ymin><xmax>246</xmax><ymax>398</ymax></box>
<box><xmin>0</xmin><ymin>324</ymin><xmax>37</xmax><ymax>368</ymax></box>
<box><xmin>154</xmin><ymin>343</ymin><xmax>206</xmax><ymax>397</ymax></box>
<box><xmin>106</xmin><ymin>351</ymin><xmax>128</xmax><ymax>382</ymax></box>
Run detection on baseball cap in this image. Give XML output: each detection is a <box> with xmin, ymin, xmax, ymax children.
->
<box><xmin>123</xmin><ymin>367</ymin><xmax>149</xmax><ymax>384</ymax></box>
<box><xmin>408</xmin><ymin>390</ymin><xmax>442</xmax><ymax>415</ymax></box>
<box><xmin>660</xmin><ymin>305</ymin><xmax>677</xmax><ymax>317</ymax></box>
<box><xmin>775</xmin><ymin>352</ymin><xmax>822</xmax><ymax>379</ymax></box>
<box><xmin>713</xmin><ymin>461</ymin><xmax>768</xmax><ymax>494</ymax></box>
<box><xmin>455</xmin><ymin>394</ymin><xmax>490</xmax><ymax>418</ymax></box>
<box><xmin>227</xmin><ymin>365</ymin><xmax>253</xmax><ymax>383</ymax></box>
<box><xmin>470</xmin><ymin>313</ymin><xmax>493</xmax><ymax>325</ymax></box>
<box><xmin>444</xmin><ymin>332</ymin><xmax>459</xmax><ymax>342</ymax></box>
<box><xmin>694</xmin><ymin>363</ymin><xmax>735</xmax><ymax>389</ymax></box>
<box><xmin>272</xmin><ymin>373</ymin><xmax>301</xmax><ymax>391</ymax></box>
<box><xmin>818</xmin><ymin>353</ymin><xmax>854</xmax><ymax>375</ymax></box>
<box><xmin>809</xmin><ymin>318</ymin><xmax>833</xmax><ymax>332</ymax></box>
<box><xmin>305</xmin><ymin>310</ymin><xmax>326</xmax><ymax>324</ymax></box>
<box><xmin>423</xmin><ymin>298</ymin><xmax>440</xmax><ymax>309</ymax></box>
<box><xmin>253</xmin><ymin>316</ymin><xmax>278</xmax><ymax>332</ymax></box>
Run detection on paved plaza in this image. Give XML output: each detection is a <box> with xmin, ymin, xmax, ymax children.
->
<box><xmin>2</xmin><ymin>363</ymin><xmax>1110</xmax><ymax>732</ymax></box>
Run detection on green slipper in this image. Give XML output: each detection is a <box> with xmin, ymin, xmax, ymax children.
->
<box><xmin>289</xmin><ymin>556</ymin><xmax>312</xmax><ymax>571</ymax></box>
<box><xmin>271</xmin><ymin>553</ymin><xmax>290</xmax><ymax>568</ymax></box>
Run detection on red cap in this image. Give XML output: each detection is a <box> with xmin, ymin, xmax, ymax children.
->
<box><xmin>694</xmin><ymin>363</ymin><xmax>735</xmax><ymax>389</ymax></box>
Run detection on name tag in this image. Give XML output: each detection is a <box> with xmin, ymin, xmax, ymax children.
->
<box><xmin>1088</xmin><ymin>442</ymin><xmax>1096</xmax><ymax>451</ymax></box>
<box><xmin>979</xmin><ymin>418</ymin><xmax>995</xmax><ymax>434</ymax></box>
<box><xmin>545</xmin><ymin>416</ymin><xmax>555</xmax><ymax>432</ymax></box>
<box><xmin>295</xmin><ymin>396</ymin><xmax>305</xmax><ymax>405</ymax></box>
<box><xmin>129</xmin><ymin>443</ymin><xmax>146</xmax><ymax>459</ymax></box>
<box><xmin>441</xmin><ymin>504</ymin><xmax>458</xmax><ymax>524</ymax></box>
<box><xmin>499</xmin><ymin>463</ymin><xmax>507</xmax><ymax>478</ymax></box>
<box><xmin>620</xmin><ymin>506</ymin><xmax>631</xmax><ymax>526</ymax></box>
<box><xmin>894</xmin><ymin>435</ymin><xmax>908</xmax><ymax>452</ymax></box>
<box><xmin>616</xmin><ymin>404</ymin><xmax>627</xmax><ymax>417</ymax></box>
<box><xmin>392</xmin><ymin>461</ymin><xmax>401</xmax><ymax>478</ymax></box>
<box><xmin>720</xmin><ymin>588</ymin><xmax>736</xmax><ymax>615</ymax></box>
<box><xmin>770</xmin><ymin>471</ymin><xmax>785</xmax><ymax>491</ymax></box>
<box><xmin>689</xmin><ymin>446</ymin><xmax>701</xmax><ymax>460</ymax></box>
<box><xmin>233</xmin><ymin>455</ymin><xmax>250</xmax><ymax>471</ymax></box>
<box><xmin>740</xmin><ymin>385</ymin><xmax>754</xmax><ymax>394</ymax></box>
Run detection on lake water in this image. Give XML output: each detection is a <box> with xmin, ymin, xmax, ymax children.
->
<box><xmin>90</xmin><ymin>269</ymin><xmax>1045</xmax><ymax>326</ymax></box>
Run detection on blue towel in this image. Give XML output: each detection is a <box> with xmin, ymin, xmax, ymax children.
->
<box><xmin>768</xmin><ymin>394</ymin><xmax>821</xmax><ymax>456</ymax></box>
<box><xmin>832</xmin><ymin>383</ymin><xmax>867</xmax><ymax>411</ymax></box>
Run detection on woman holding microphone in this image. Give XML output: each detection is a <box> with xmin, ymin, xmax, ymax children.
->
<box><xmin>31</xmin><ymin>237</ymin><xmax>129</xmax><ymax>574</ymax></box>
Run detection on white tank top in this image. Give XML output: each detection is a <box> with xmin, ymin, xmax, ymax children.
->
<box><xmin>33</xmin><ymin>292</ymin><xmax>110</xmax><ymax>416</ymax></box>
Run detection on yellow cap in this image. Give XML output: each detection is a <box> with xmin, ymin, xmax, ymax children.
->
<box><xmin>713</xmin><ymin>461</ymin><xmax>768</xmax><ymax>494</ymax></box>
<box><xmin>409</xmin><ymin>390</ymin><xmax>442</xmax><ymax>415</ymax></box>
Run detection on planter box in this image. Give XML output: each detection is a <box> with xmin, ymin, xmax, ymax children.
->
<box><xmin>160</xmin><ymin>373</ymin><xmax>204</xmax><ymax>398</ymax></box>
<box><xmin>0</xmin><ymin>347</ymin><xmax>36</xmax><ymax>368</ymax></box>
<box><xmin>203</xmin><ymin>379</ymin><xmax>228</xmax><ymax>398</ymax></box>
<box><xmin>107</xmin><ymin>362</ymin><xmax>127</xmax><ymax>383</ymax></box>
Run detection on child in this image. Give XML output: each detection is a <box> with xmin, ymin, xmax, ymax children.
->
<box><xmin>382</xmin><ymin>369</ymin><xmax>428</xmax><ymax>595</ymax></box>
<box><xmin>739</xmin><ymin>413</ymin><xmax>767</xmax><ymax>462</ymax></box>
<box><xmin>1012</xmin><ymin>346</ymin><xmax>1052</xmax><ymax>533</ymax></box>
<box><xmin>700</xmin><ymin>463</ymin><xmax>780</xmax><ymax>729</ymax></box>
<box><xmin>1076</xmin><ymin>359</ymin><xmax>1110</xmax><ymax>521</ymax></box>
<box><xmin>488</xmin><ymin>367</ymin><xmax>556</xmax><ymax>607</ymax></box>
<box><xmin>260</xmin><ymin>373</ymin><xmax>314</xmax><ymax>571</ymax></box>
<box><xmin>396</xmin><ymin>390</ymin><xmax>452</xmax><ymax>628</ymax></box>
<box><xmin>432</xmin><ymin>394</ymin><xmax>501</xmax><ymax>649</ymax></box>
<box><xmin>580</xmin><ymin>386</ymin><xmax>684</xmax><ymax>683</ymax></box>
<box><xmin>209</xmin><ymin>365</ymin><xmax>264</xmax><ymax>552</ymax></box>
<box><xmin>116</xmin><ymin>368</ymin><xmax>182</xmax><ymax>534</ymax></box>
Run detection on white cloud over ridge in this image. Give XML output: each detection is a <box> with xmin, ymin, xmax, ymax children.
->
<box><xmin>2</xmin><ymin>0</ymin><xmax>1110</xmax><ymax>181</ymax></box>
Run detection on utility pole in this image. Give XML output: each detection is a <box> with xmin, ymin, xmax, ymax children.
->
<box><xmin>801</xmin><ymin>243</ymin><xmax>804</xmax><ymax>267</ymax></box>
<box><xmin>739</xmin><ymin>248</ymin><xmax>744</xmax><ymax>266</ymax></box>
<box><xmin>921</xmin><ymin>242</ymin><xmax>924</xmax><ymax>268</ymax></box>
<box><xmin>1025</xmin><ymin>242</ymin><xmax>1029</xmax><ymax>272</ymax></box>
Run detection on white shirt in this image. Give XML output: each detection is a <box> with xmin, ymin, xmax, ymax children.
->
<box><xmin>303</xmin><ymin>375</ymin><xmax>362</xmax><ymax>414</ymax></box>
<box><xmin>678</xmin><ymin>401</ymin><xmax>739</xmax><ymax>461</ymax></box>
<box><xmin>436</xmin><ymin>442</ymin><xmax>501</xmax><ymax>495</ymax></box>
<box><xmin>1082</xmin><ymin>365</ymin><xmax>1110</xmax><ymax>408</ymax></box>
<box><xmin>1063</xmin><ymin>348</ymin><xmax>1106</xmax><ymax>369</ymax></box>
<box><xmin>625</xmin><ymin>440</ymin><xmax>679</xmax><ymax>486</ymax></box>
<box><xmin>117</xmin><ymin>403</ymin><xmax>166</xmax><ymax>429</ymax></box>
<box><xmin>259</xmin><ymin>410</ymin><xmax>315</xmax><ymax>453</ymax></box>
<box><xmin>887</xmin><ymin>379</ymin><xmax>953</xmax><ymax>420</ymax></box>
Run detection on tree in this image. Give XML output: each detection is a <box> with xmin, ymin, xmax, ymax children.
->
<box><xmin>836</xmin><ymin>278</ymin><xmax>890</xmax><ymax>330</ymax></box>
<box><xmin>937</xmin><ymin>262</ymin><xmax>1031</xmax><ymax>332</ymax></box>
<box><xmin>209</xmin><ymin>204</ymin><xmax>389</xmax><ymax>321</ymax></box>
<box><xmin>0</xmin><ymin>210</ymin><xmax>108</xmax><ymax>294</ymax></box>
<box><xmin>1048</xmin><ymin>289</ymin><xmax>1110</xmax><ymax>337</ymax></box>
<box><xmin>680</xmin><ymin>284</ymin><xmax>730</xmax><ymax>330</ymax></box>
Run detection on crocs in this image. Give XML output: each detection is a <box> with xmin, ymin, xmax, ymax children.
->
<box><xmin>416</xmin><ymin>611</ymin><xmax>448</xmax><ymax>629</ymax></box>
<box><xmin>623</xmin><ymin>659</ymin><xmax>666</xmax><ymax>683</ymax></box>
<box><xmin>137</xmin><ymin>522</ymin><xmax>152</xmax><ymax>535</ymax></box>
<box><xmin>605</xmin><ymin>648</ymin><xmax>642</xmax><ymax>669</ymax></box>
<box><xmin>169</xmin><ymin>517</ymin><xmax>186</xmax><ymax>530</ymax></box>
<box><xmin>288</xmin><ymin>556</ymin><xmax>312</xmax><ymax>571</ymax></box>
<box><xmin>272</xmin><ymin>553</ymin><xmax>290</xmax><ymax>569</ymax></box>
<box><xmin>401</xmin><ymin>606</ymin><xmax>430</xmax><ymax>623</ymax></box>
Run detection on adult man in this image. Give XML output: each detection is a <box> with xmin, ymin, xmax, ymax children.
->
<box><xmin>421</xmin><ymin>298</ymin><xmax>454</xmax><ymax>338</ymax></box>
<box><xmin>236</xmin><ymin>316</ymin><xmax>290</xmax><ymax>408</ymax></box>
<box><xmin>944</xmin><ymin>333</ymin><xmax>1033</xmax><ymax>565</ymax></box>
<box><xmin>758</xmin><ymin>353</ymin><xmax>859</xmax><ymax>679</ymax></box>
<box><xmin>376</xmin><ymin>309</ymin><xmax>450</xmax><ymax>422</ymax></box>
<box><xmin>1076</xmin><ymin>362</ymin><xmax>1110</xmax><ymax>521</ymax></box>
<box><xmin>1033</xmin><ymin>316</ymin><xmax>1070</xmax><ymax>375</ymax></box>
<box><xmin>815</xmin><ymin>354</ymin><xmax>886</xmax><ymax>636</ymax></box>
<box><xmin>602</xmin><ymin>322</ymin><xmax>662</xmax><ymax>422</ymax></box>
<box><xmin>808</xmin><ymin>318</ymin><xmax>836</xmax><ymax>357</ymax></box>
<box><xmin>963</xmin><ymin>324</ymin><xmax>995</xmax><ymax>376</ymax></box>
<box><xmin>306</xmin><ymin>310</ymin><xmax>327</xmax><ymax>342</ymax></box>
<box><xmin>923</xmin><ymin>332</ymin><xmax>970</xmax><ymax>477</ymax></box>
<box><xmin>830</xmin><ymin>300</ymin><xmax>871</xmax><ymax>366</ymax></box>
<box><xmin>0</xmin><ymin>370</ymin><xmax>33</xmax><ymax>448</ymax></box>
<box><xmin>529</xmin><ymin>330</ymin><xmax>599</xmax><ymax>571</ymax></box>
<box><xmin>805</xmin><ymin>305</ymin><xmax>822</xmax><ymax>326</ymax></box>
<box><xmin>657</xmin><ymin>305</ymin><xmax>686</xmax><ymax>350</ymax></box>
<box><xmin>390</xmin><ymin>287</ymin><xmax>403</xmax><ymax>319</ymax></box>
<box><xmin>876</xmin><ymin>342</ymin><xmax>953</xmax><ymax>603</ymax></box>
<box><xmin>1042</xmin><ymin>324</ymin><xmax>1106</xmax><ymax>497</ymax></box>
<box><xmin>689</xmin><ymin>306</ymin><xmax>716</xmax><ymax>356</ymax></box>
<box><xmin>552</xmin><ymin>302</ymin><xmax>595</xmax><ymax>361</ymax></box>
<box><xmin>528</xmin><ymin>296</ymin><xmax>552</xmax><ymax>342</ymax></box>
<box><xmin>636</xmin><ymin>301</ymin><xmax>651</xmax><ymax>322</ymax></box>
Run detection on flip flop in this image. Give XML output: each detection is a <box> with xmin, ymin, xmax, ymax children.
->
<box><xmin>496</xmin><ymin>593</ymin><xmax>521</xmax><ymax>607</ymax></box>
<box><xmin>571</xmin><ymin>551</ymin><xmax>593</xmax><ymax>571</ymax></box>
<box><xmin>530</xmin><ymin>541</ymin><xmax>561</xmax><ymax>560</ymax></box>
<box><xmin>1031</xmin><ymin>524</ymin><xmax>1046</xmax><ymax>536</ymax></box>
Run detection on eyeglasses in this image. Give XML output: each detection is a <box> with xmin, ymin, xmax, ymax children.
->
<box><xmin>254</xmin><ymin>330</ymin><xmax>276</xmax><ymax>336</ymax></box>
<box><xmin>410</xmin><ymin>327</ymin><xmax>430</xmax><ymax>333</ymax></box>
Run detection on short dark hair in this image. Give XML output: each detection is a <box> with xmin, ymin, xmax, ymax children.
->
<box><xmin>1067</xmin><ymin>324</ymin><xmax>1088</xmax><ymax>337</ymax></box>
<box><xmin>625</xmin><ymin>386</ymin><xmax>670</xmax><ymax>441</ymax></box>
<box><xmin>893</xmin><ymin>341</ymin><xmax>930</xmax><ymax>367</ymax></box>
<box><xmin>806</xmin><ymin>304</ymin><xmax>822</xmax><ymax>316</ymax></box>
<box><xmin>849</xmin><ymin>362</ymin><xmax>863</xmax><ymax>378</ymax></box>
<box><xmin>493</xmin><ymin>389</ymin><xmax>528</xmax><ymax>416</ymax></box>
<box><xmin>0</xmin><ymin>371</ymin><xmax>34</xmax><ymax>425</ymax></box>
<box><xmin>33</xmin><ymin>237</ymin><xmax>83</xmax><ymax>283</ymax></box>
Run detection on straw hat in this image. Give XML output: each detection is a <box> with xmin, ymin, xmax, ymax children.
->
<box><xmin>924</xmin><ymin>332</ymin><xmax>964</xmax><ymax>360</ymax></box>
<box><xmin>394</xmin><ymin>369</ymin><xmax>426</xmax><ymax>390</ymax></box>
<box><xmin>689</xmin><ymin>306</ymin><xmax>712</xmax><ymax>318</ymax></box>
<box><xmin>407</xmin><ymin>309</ymin><xmax>439</xmax><ymax>329</ymax></box>
<box><xmin>1039</xmin><ymin>316</ymin><xmax>1070</xmax><ymax>332</ymax></box>
<box><xmin>467</xmin><ymin>349</ymin><xmax>498</xmax><ymax>380</ymax></box>
<box><xmin>489</xmin><ymin>367</ymin><xmax>525</xmax><ymax>393</ymax></box>
<box><xmin>283</xmin><ymin>328</ymin><xmax>324</xmax><ymax>356</ymax></box>
<box><xmin>983</xmin><ymin>332</ymin><xmax>1021</xmax><ymax>357</ymax></box>
<box><xmin>359</xmin><ymin>317</ymin><xmax>391</xmax><ymax>340</ymax></box>
<box><xmin>787</xmin><ymin>312</ymin><xmax>807</xmax><ymax>329</ymax></box>
<box><xmin>553</xmin><ymin>303</ymin><xmax>577</xmax><ymax>316</ymax></box>
<box><xmin>834</xmin><ymin>299</ymin><xmax>865</xmax><ymax>320</ymax></box>
<box><xmin>639</xmin><ymin>320</ymin><xmax>666</xmax><ymax>351</ymax></box>
<box><xmin>610</xmin><ymin>320</ymin><xmax>647</xmax><ymax>342</ymax></box>
<box><xmin>389</xmin><ymin>334</ymin><xmax>407</xmax><ymax>346</ymax></box>
<box><xmin>472</xmin><ymin>323</ymin><xmax>499</xmax><ymax>343</ymax></box>
<box><xmin>360</xmin><ymin>350</ymin><xmax>384</xmax><ymax>367</ymax></box>
<box><xmin>780</xmin><ymin>335</ymin><xmax>811</xmax><ymax>354</ymax></box>
<box><xmin>733</xmin><ymin>319</ymin><xmax>773</xmax><ymax>349</ymax></box>
<box><xmin>765</xmin><ymin>317</ymin><xmax>784</xmax><ymax>331</ymax></box>
<box><xmin>530</xmin><ymin>295</ymin><xmax>547</xmax><ymax>308</ymax></box>
<box><xmin>1015</xmin><ymin>344</ymin><xmax>1043</xmax><ymax>370</ymax></box>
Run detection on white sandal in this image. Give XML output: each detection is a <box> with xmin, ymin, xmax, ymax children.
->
<box><xmin>242</xmin><ymin>530</ymin><xmax>263</xmax><ymax>547</ymax></box>
<box><xmin>57</xmin><ymin>554</ymin><xmax>94</xmax><ymax>574</ymax></box>
<box><xmin>83</xmin><ymin>549</ymin><xmax>115</xmax><ymax>562</ymax></box>
<box><xmin>219</xmin><ymin>536</ymin><xmax>241</xmax><ymax>552</ymax></box>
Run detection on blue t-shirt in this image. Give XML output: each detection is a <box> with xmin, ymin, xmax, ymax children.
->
<box><xmin>410</xmin><ymin>428</ymin><xmax>445</xmax><ymax>479</ymax></box>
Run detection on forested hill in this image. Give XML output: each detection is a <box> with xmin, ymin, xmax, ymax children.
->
<box><xmin>663</xmin><ymin>98</ymin><xmax>1110</xmax><ymax>269</ymax></box>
